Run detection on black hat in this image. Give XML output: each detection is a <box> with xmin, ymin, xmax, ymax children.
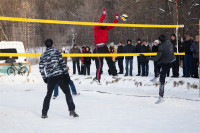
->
<box><xmin>158</xmin><ymin>35</ymin><xmax>166</xmax><ymax>43</ymax></box>
<box><xmin>127</xmin><ymin>39</ymin><xmax>132</xmax><ymax>43</ymax></box>
<box><xmin>45</xmin><ymin>39</ymin><xmax>53</xmax><ymax>48</ymax></box>
<box><xmin>171</xmin><ymin>34</ymin><xmax>176</xmax><ymax>38</ymax></box>
<box><xmin>137</xmin><ymin>39</ymin><xmax>141</xmax><ymax>41</ymax></box>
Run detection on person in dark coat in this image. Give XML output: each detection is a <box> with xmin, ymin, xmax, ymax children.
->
<box><xmin>116</xmin><ymin>42</ymin><xmax>124</xmax><ymax>74</ymax></box>
<box><xmin>70</xmin><ymin>44</ymin><xmax>81</xmax><ymax>75</ymax></box>
<box><xmin>182</xmin><ymin>34</ymin><xmax>193</xmax><ymax>77</ymax></box>
<box><xmin>135</xmin><ymin>39</ymin><xmax>142</xmax><ymax>76</ymax></box>
<box><xmin>140</xmin><ymin>40</ymin><xmax>151</xmax><ymax>76</ymax></box>
<box><xmin>149</xmin><ymin>35</ymin><xmax>176</xmax><ymax>104</ymax></box>
<box><xmin>170</xmin><ymin>34</ymin><xmax>181</xmax><ymax>78</ymax></box>
<box><xmin>123</xmin><ymin>39</ymin><xmax>136</xmax><ymax>76</ymax></box>
<box><xmin>80</xmin><ymin>46</ymin><xmax>86</xmax><ymax>75</ymax></box>
<box><xmin>190</xmin><ymin>35</ymin><xmax>199</xmax><ymax>78</ymax></box>
<box><xmin>83</xmin><ymin>46</ymin><xmax>92</xmax><ymax>75</ymax></box>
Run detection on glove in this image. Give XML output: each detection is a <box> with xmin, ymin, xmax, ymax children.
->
<box><xmin>139</xmin><ymin>54</ymin><xmax>144</xmax><ymax>57</ymax></box>
<box><xmin>43</xmin><ymin>78</ymin><xmax>47</xmax><ymax>84</ymax></box>
<box><xmin>65</xmin><ymin>73</ymin><xmax>70</xmax><ymax>83</ymax></box>
<box><xmin>114</xmin><ymin>13</ymin><xmax>119</xmax><ymax>20</ymax></box>
<box><xmin>103</xmin><ymin>8</ymin><xmax>107</xmax><ymax>15</ymax></box>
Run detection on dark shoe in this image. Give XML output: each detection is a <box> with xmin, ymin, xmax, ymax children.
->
<box><xmin>53</xmin><ymin>96</ymin><xmax>57</xmax><ymax>99</ymax></box>
<box><xmin>117</xmin><ymin>72</ymin><xmax>123</xmax><ymax>74</ymax></box>
<box><xmin>182</xmin><ymin>75</ymin><xmax>186</xmax><ymax>77</ymax></box>
<box><xmin>171</xmin><ymin>75</ymin><xmax>179</xmax><ymax>78</ymax></box>
<box><xmin>41</xmin><ymin>115</ymin><xmax>48</xmax><ymax>119</ymax></box>
<box><xmin>70</xmin><ymin>110</ymin><xmax>79</xmax><ymax>117</ymax></box>
<box><xmin>130</xmin><ymin>74</ymin><xmax>133</xmax><ymax>76</ymax></box>
<box><xmin>124</xmin><ymin>74</ymin><xmax>128</xmax><ymax>77</ymax></box>
<box><xmin>73</xmin><ymin>93</ymin><xmax>80</xmax><ymax>96</ymax></box>
<box><xmin>136</xmin><ymin>74</ymin><xmax>140</xmax><ymax>76</ymax></box>
<box><xmin>185</xmin><ymin>75</ymin><xmax>190</xmax><ymax>78</ymax></box>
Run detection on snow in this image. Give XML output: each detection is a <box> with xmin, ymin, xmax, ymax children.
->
<box><xmin>0</xmin><ymin>59</ymin><xmax>200</xmax><ymax>133</ymax></box>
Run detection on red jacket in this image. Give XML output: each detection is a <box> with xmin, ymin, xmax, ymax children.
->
<box><xmin>93</xmin><ymin>14</ymin><xmax>118</xmax><ymax>45</ymax></box>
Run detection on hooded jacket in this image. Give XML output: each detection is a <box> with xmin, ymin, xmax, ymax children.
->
<box><xmin>150</xmin><ymin>40</ymin><xmax>176</xmax><ymax>63</ymax></box>
<box><xmin>93</xmin><ymin>14</ymin><xmax>118</xmax><ymax>45</ymax></box>
<box><xmin>83</xmin><ymin>46</ymin><xmax>92</xmax><ymax>64</ymax></box>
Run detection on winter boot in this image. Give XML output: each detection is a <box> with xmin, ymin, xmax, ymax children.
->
<box><xmin>155</xmin><ymin>96</ymin><xmax>164</xmax><ymax>104</ymax></box>
<box><xmin>41</xmin><ymin>115</ymin><xmax>48</xmax><ymax>119</ymax></box>
<box><xmin>69</xmin><ymin>110</ymin><xmax>79</xmax><ymax>117</ymax></box>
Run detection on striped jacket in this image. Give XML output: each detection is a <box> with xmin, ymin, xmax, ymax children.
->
<box><xmin>39</xmin><ymin>47</ymin><xmax>68</xmax><ymax>79</ymax></box>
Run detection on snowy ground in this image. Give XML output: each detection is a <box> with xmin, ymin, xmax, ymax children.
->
<box><xmin>0</xmin><ymin>58</ymin><xmax>200</xmax><ymax>133</ymax></box>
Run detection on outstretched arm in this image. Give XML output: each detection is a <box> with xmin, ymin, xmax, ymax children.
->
<box><xmin>98</xmin><ymin>8</ymin><xmax>107</xmax><ymax>23</ymax></box>
<box><xmin>106</xmin><ymin>13</ymin><xmax>119</xmax><ymax>30</ymax></box>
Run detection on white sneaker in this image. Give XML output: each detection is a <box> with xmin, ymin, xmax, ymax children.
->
<box><xmin>150</xmin><ymin>77</ymin><xmax>158</xmax><ymax>83</ymax></box>
<box><xmin>95</xmin><ymin>80</ymin><xmax>102</xmax><ymax>85</ymax></box>
<box><xmin>112</xmin><ymin>76</ymin><xmax>119</xmax><ymax>79</ymax></box>
<box><xmin>155</xmin><ymin>96</ymin><xmax>164</xmax><ymax>104</ymax></box>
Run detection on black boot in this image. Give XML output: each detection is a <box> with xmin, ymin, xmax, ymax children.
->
<box><xmin>70</xmin><ymin>110</ymin><xmax>79</xmax><ymax>117</ymax></box>
<box><xmin>41</xmin><ymin>115</ymin><xmax>48</xmax><ymax>119</ymax></box>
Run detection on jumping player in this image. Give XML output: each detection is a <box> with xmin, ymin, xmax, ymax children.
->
<box><xmin>93</xmin><ymin>8</ymin><xmax>119</xmax><ymax>84</ymax></box>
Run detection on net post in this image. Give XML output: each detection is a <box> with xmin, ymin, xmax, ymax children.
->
<box><xmin>199</xmin><ymin>19</ymin><xmax>200</xmax><ymax>97</ymax></box>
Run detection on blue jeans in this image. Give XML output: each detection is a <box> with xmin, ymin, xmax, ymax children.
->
<box><xmin>183</xmin><ymin>54</ymin><xmax>193</xmax><ymax>76</ymax></box>
<box><xmin>141</xmin><ymin>62</ymin><xmax>149</xmax><ymax>76</ymax></box>
<box><xmin>53</xmin><ymin>80</ymin><xmax>77</xmax><ymax>96</ymax></box>
<box><xmin>125</xmin><ymin>58</ymin><xmax>133</xmax><ymax>75</ymax></box>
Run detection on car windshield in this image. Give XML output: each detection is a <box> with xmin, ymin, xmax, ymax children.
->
<box><xmin>0</xmin><ymin>48</ymin><xmax>18</xmax><ymax>60</ymax></box>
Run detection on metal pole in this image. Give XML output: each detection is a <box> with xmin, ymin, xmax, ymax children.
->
<box><xmin>199</xmin><ymin>19</ymin><xmax>200</xmax><ymax>97</ymax></box>
<box><xmin>176</xmin><ymin>0</ymin><xmax>179</xmax><ymax>53</ymax></box>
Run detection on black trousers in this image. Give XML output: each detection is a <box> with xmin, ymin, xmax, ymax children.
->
<box><xmin>193</xmin><ymin>58</ymin><xmax>199</xmax><ymax>77</ymax></box>
<box><xmin>172</xmin><ymin>55</ymin><xmax>179</xmax><ymax>76</ymax></box>
<box><xmin>95</xmin><ymin>45</ymin><xmax>117</xmax><ymax>81</ymax></box>
<box><xmin>83</xmin><ymin>64</ymin><xmax>91</xmax><ymax>75</ymax></box>
<box><xmin>72</xmin><ymin>60</ymin><xmax>80</xmax><ymax>74</ymax></box>
<box><xmin>42</xmin><ymin>75</ymin><xmax>75</xmax><ymax>115</ymax></box>
<box><xmin>157</xmin><ymin>62</ymin><xmax>172</xmax><ymax>97</ymax></box>
<box><xmin>80</xmin><ymin>63</ymin><xmax>84</xmax><ymax>75</ymax></box>
<box><xmin>137</xmin><ymin>57</ymin><xmax>141</xmax><ymax>75</ymax></box>
<box><xmin>118</xmin><ymin>59</ymin><xmax>124</xmax><ymax>73</ymax></box>
<box><xmin>154</xmin><ymin>61</ymin><xmax>160</xmax><ymax>77</ymax></box>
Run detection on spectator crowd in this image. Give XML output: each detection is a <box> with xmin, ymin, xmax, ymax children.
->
<box><xmin>69</xmin><ymin>34</ymin><xmax>199</xmax><ymax>79</ymax></box>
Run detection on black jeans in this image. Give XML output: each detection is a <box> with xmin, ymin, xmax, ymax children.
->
<box><xmin>95</xmin><ymin>44</ymin><xmax>117</xmax><ymax>81</ymax></box>
<box><xmin>72</xmin><ymin>60</ymin><xmax>80</xmax><ymax>74</ymax></box>
<box><xmin>83</xmin><ymin>64</ymin><xmax>91</xmax><ymax>75</ymax></box>
<box><xmin>137</xmin><ymin>57</ymin><xmax>141</xmax><ymax>75</ymax></box>
<box><xmin>157</xmin><ymin>62</ymin><xmax>172</xmax><ymax>97</ymax></box>
<box><xmin>172</xmin><ymin>56</ymin><xmax>179</xmax><ymax>76</ymax></box>
<box><xmin>193</xmin><ymin>58</ymin><xmax>199</xmax><ymax>77</ymax></box>
<box><xmin>154</xmin><ymin>61</ymin><xmax>160</xmax><ymax>77</ymax></box>
<box><xmin>118</xmin><ymin>59</ymin><xmax>124</xmax><ymax>73</ymax></box>
<box><xmin>42</xmin><ymin>75</ymin><xmax>75</xmax><ymax>115</ymax></box>
<box><xmin>141</xmin><ymin>62</ymin><xmax>149</xmax><ymax>76</ymax></box>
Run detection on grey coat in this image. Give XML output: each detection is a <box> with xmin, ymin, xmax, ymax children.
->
<box><xmin>150</xmin><ymin>40</ymin><xmax>176</xmax><ymax>63</ymax></box>
<box><xmin>190</xmin><ymin>41</ymin><xmax>199</xmax><ymax>59</ymax></box>
<box><xmin>70</xmin><ymin>48</ymin><xmax>81</xmax><ymax>61</ymax></box>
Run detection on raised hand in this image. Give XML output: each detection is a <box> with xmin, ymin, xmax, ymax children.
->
<box><xmin>103</xmin><ymin>8</ymin><xmax>107</xmax><ymax>15</ymax></box>
<box><xmin>115</xmin><ymin>13</ymin><xmax>119</xmax><ymax>20</ymax></box>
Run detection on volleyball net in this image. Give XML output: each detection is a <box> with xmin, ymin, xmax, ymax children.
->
<box><xmin>0</xmin><ymin>16</ymin><xmax>185</xmax><ymax>58</ymax></box>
